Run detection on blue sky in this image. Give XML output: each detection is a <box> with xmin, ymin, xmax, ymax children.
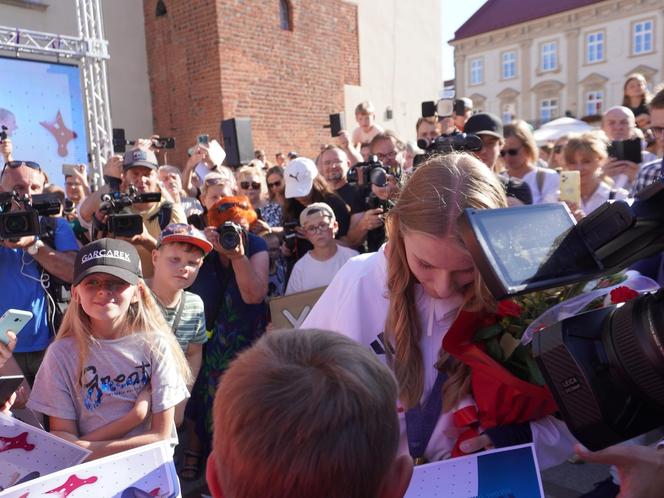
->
<box><xmin>441</xmin><ymin>0</ymin><xmax>488</xmax><ymax>81</ymax></box>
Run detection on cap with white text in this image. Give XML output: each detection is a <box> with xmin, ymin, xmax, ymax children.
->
<box><xmin>73</xmin><ymin>238</ymin><xmax>142</xmax><ymax>286</ymax></box>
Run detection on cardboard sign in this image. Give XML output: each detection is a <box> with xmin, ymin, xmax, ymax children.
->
<box><xmin>0</xmin><ymin>412</ymin><xmax>90</xmax><ymax>492</ymax></box>
<box><xmin>405</xmin><ymin>444</ymin><xmax>544</xmax><ymax>498</ymax></box>
<box><xmin>0</xmin><ymin>441</ymin><xmax>178</xmax><ymax>497</ymax></box>
<box><xmin>269</xmin><ymin>287</ymin><xmax>326</xmax><ymax>329</ymax></box>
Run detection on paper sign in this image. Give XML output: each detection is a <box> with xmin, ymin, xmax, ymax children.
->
<box><xmin>0</xmin><ymin>412</ymin><xmax>90</xmax><ymax>492</ymax></box>
<box><xmin>269</xmin><ymin>287</ymin><xmax>326</xmax><ymax>329</ymax></box>
<box><xmin>0</xmin><ymin>441</ymin><xmax>179</xmax><ymax>497</ymax></box>
<box><xmin>405</xmin><ymin>444</ymin><xmax>544</xmax><ymax>498</ymax></box>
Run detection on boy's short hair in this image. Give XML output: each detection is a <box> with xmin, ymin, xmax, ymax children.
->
<box><xmin>299</xmin><ymin>202</ymin><xmax>335</xmax><ymax>226</ymax></box>
<box><xmin>212</xmin><ymin>329</ymin><xmax>400</xmax><ymax>498</ymax></box>
<box><xmin>355</xmin><ymin>101</ymin><xmax>375</xmax><ymax>116</ymax></box>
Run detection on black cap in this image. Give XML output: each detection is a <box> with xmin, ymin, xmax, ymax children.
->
<box><xmin>73</xmin><ymin>238</ymin><xmax>143</xmax><ymax>286</ymax></box>
<box><xmin>464</xmin><ymin>113</ymin><xmax>503</xmax><ymax>139</ymax></box>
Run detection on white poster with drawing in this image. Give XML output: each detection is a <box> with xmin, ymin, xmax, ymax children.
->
<box><xmin>0</xmin><ymin>441</ymin><xmax>179</xmax><ymax>497</ymax></box>
<box><xmin>0</xmin><ymin>412</ymin><xmax>90</xmax><ymax>492</ymax></box>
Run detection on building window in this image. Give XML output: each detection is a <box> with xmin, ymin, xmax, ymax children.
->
<box><xmin>586</xmin><ymin>31</ymin><xmax>604</xmax><ymax>63</ymax></box>
<box><xmin>585</xmin><ymin>91</ymin><xmax>603</xmax><ymax>116</ymax></box>
<box><xmin>540</xmin><ymin>99</ymin><xmax>558</xmax><ymax>123</ymax></box>
<box><xmin>633</xmin><ymin>20</ymin><xmax>653</xmax><ymax>54</ymax></box>
<box><xmin>541</xmin><ymin>42</ymin><xmax>557</xmax><ymax>72</ymax></box>
<box><xmin>469</xmin><ymin>58</ymin><xmax>483</xmax><ymax>85</ymax></box>
<box><xmin>502</xmin><ymin>51</ymin><xmax>516</xmax><ymax>79</ymax></box>
<box><xmin>279</xmin><ymin>0</ymin><xmax>293</xmax><ymax>30</ymax></box>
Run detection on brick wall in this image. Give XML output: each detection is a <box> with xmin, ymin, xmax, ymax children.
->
<box><xmin>143</xmin><ymin>0</ymin><xmax>360</xmax><ymax>167</ymax></box>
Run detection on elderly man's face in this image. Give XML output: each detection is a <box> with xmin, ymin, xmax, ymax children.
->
<box><xmin>602</xmin><ymin>109</ymin><xmax>635</xmax><ymax>141</ymax></box>
<box><xmin>0</xmin><ymin>164</ymin><xmax>45</xmax><ymax>199</ymax></box>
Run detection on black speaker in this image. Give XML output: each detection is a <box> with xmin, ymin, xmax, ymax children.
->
<box><xmin>329</xmin><ymin>112</ymin><xmax>346</xmax><ymax>137</ymax></box>
<box><xmin>221</xmin><ymin>118</ymin><xmax>254</xmax><ymax>167</ymax></box>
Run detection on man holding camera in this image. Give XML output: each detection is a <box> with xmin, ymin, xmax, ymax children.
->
<box><xmin>79</xmin><ymin>146</ymin><xmax>187</xmax><ymax>278</ymax></box>
<box><xmin>0</xmin><ymin>160</ymin><xmax>78</xmax><ymax>385</ymax></box>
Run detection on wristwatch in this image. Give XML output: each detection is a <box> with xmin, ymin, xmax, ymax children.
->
<box><xmin>27</xmin><ymin>239</ymin><xmax>44</xmax><ymax>255</ymax></box>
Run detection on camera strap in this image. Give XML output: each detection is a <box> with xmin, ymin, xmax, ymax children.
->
<box><xmin>404</xmin><ymin>369</ymin><xmax>448</xmax><ymax>464</ymax></box>
<box><xmin>170</xmin><ymin>292</ymin><xmax>187</xmax><ymax>335</ymax></box>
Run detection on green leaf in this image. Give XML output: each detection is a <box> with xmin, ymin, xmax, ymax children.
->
<box><xmin>485</xmin><ymin>338</ymin><xmax>504</xmax><ymax>362</ymax></box>
<box><xmin>474</xmin><ymin>324</ymin><xmax>503</xmax><ymax>342</ymax></box>
<box><xmin>525</xmin><ymin>353</ymin><xmax>546</xmax><ymax>386</ymax></box>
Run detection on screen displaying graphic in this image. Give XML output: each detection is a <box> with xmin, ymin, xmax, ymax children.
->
<box><xmin>0</xmin><ymin>56</ymin><xmax>88</xmax><ymax>188</ymax></box>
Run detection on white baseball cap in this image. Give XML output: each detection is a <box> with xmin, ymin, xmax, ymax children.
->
<box><xmin>284</xmin><ymin>157</ymin><xmax>318</xmax><ymax>199</ymax></box>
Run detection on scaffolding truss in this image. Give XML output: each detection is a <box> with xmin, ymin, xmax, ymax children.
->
<box><xmin>0</xmin><ymin>0</ymin><xmax>112</xmax><ymax>187</ymax></box>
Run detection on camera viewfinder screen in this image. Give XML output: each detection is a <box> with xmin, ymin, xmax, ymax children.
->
<box><xmin>472</xmin><ymin>204</ymin><xmax>585</xmax><ymax>288</ymax></box>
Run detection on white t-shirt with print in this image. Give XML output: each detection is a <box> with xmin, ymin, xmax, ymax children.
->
<box><xmin>522</xmin><ymin>168</ymin><xmax>560</xmax><ymax>204</ymax></box>
<box><xmin>302</xmin><ymin>246</ymin><xmax>576</xmax><ymax>468</ymax></box>
<box><xmin>286</xmin><ymin>245</ymin><xmax>358</xmax><ymax>295</ymax></box>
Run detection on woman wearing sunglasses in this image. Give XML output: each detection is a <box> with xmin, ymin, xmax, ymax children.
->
<box><xmin>261</xmin><ymin>166</ymin><xmax>286</xmax><ymax>228</ymax></box>
<box><xmin>502</xmin><ymin>120</ymin><xmax>559</xmax><ymax>204</ymax></box>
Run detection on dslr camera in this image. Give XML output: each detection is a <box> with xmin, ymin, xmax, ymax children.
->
<box><xmin>413</xmin><ymin>131</ymin><xmax>483</xmax><ymax>169</ymax></box>
<box><xmin>0</xmin><ymin>191</ymin><xmax>61</xmax><ymax>241</ymax></box>
<box><xmin>217</xmin><ymin>221</ymin><xmax>244</xmax><ymax>251</ymax></box>
<box><xmin>347</xmin><ymin>155</ymin><xmax>400</xmax><ymax>188</ymax></box>
<box><xmin>460</xmin><ymin>183</ymin><xmax>664</xmax><ymax>451</ymax></box>
<box><xmin>98</xmin><ymin>186</ymin><xmax>161</xmax><ymax>237</ymax></box>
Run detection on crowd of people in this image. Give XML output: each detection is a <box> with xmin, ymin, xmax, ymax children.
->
<box><xmin>0</xmin><ymin>72</ymin><xmax>663</xmax><ymax>498</ymax></box>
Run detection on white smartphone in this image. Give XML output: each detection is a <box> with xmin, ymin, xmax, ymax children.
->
<box><xmin>0</xmin><ymin>309</ymin><xmax>33</xmax><ymax>345</ymax></box>
<box><xmin>62</xmin><ymin>163</ymin><xmax>80</xmax><ymax>177</ymax></box>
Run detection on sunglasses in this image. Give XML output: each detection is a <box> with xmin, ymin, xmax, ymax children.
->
<box><xmin>216</xmin><ymin>202</ymin><xmax>250</xmax><ymax>213</ymax></box>
<box><xmin>2</xmin><ymin>160</ymin><xmax>41</xmax><ymax>176</ymax></box>
<box><xmin>499</xmin><ymin>147</ymin><xmax>521</xmax><ymax>157</ymax></box>
<box><xmin>267</xmin><ymin>180</ymin><xmax>282</xmax><ymax>189</ymax></box>
<box><xmin>240</xmin><ymin>181</ymin><xmax>261</xmax><ymax>190</ymax></box>
<box><xmin>204</xmin><ymin>176</ymin><xmax>230</xmax><ymax>187</ymax></box>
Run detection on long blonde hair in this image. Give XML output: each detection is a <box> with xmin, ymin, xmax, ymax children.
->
<box><xmin>58</xmin><ymin>279</ymin><xmax>192</xmax><ymax>387</ymax></box>
<box><xmin>384</xmin><ymin>153</ymin><xmax>507</xmax><ymax>410</ymax></box>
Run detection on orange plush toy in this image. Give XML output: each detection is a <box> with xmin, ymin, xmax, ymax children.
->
<box><xmin>207</xmin><ymin>195</ymin><xmax>258</xmax><ymax>230</ymax></box>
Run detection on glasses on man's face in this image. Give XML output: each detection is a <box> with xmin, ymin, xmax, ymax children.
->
<box><xmin>240</xmin><ymin>181</ymin><xmax>261</xmax><ymax>190</ymax></box>
<box><xmin>205</xmin><ymin>176</ymin><xmax>230</xmax><ymax>187</ymax></box>
<box><xmin>2</xmin><ymin>160</ymin><xmax>41</xmax><ymax>176</ymax></box>
<box><xmin>303</xmin><ymin>221</ymin><xmax>332</xmax><ymax>235</ymax></box>
<box><xmin>267</xmin><ymin>180</ymin><xmax>282</xmax><ymax>189</ymax></box>
<box><xmin>80</xmin><ymin>277</ymin><xmax>131</xmax><ymax>293</ymax></box>
<box><xmin>499</xmin><ymin>147</ymin><xmax>521</xmax><ymax>157</ymax></box>
<box><xmin>375</xmin><ymin>151</ymin><xmax>396</xmax><ymax>162</ymax></box>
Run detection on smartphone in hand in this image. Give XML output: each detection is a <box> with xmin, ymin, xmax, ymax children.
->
<box><xmin>559</xmin><ymin>170</ymin><xmax>581</xmax><ymax>205</ymax></box>
<box><xmin>0</xmin><ymin>309</ymin><xmax>33</xmax><ymax>346</ymax></box>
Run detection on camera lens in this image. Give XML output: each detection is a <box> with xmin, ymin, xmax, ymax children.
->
<box><xmin>370</xmin><ymin>167</ymin><xmax>387</xmax><ymax>187</ymax></box>
<box><xmin>220</xmin><ymin>230</ymin><xmax>240</xmax><ymax>251</ymax></box>
<box><xmin>4</xmin><ymin>214</ymin><xmax>29</xmax><ymax>234</ymax></box>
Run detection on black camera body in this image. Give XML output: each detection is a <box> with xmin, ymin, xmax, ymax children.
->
<box><xmin>218</xmin><ymin>221</ymin><xmax>244</xmax><ymax>251</ymax></box>
<box><xmin>533</xmin><ymin>295</ymin><xmax>664</xmax><ymax>450</ymax></box>
<box><xmin>413</xmin><ymin>132</ymin><xmax>483</xmax><ymax>169</ymax></box>
<box><xmin>0</xmin><ymin>192</ymin><xmax>62</xmax><ymax>240</ymax></box>
<box><xmin>347</xmin><ymin>155</ymin><xmax>399</xmax><ymax>187</ymax></box>
<box><xmin>99</xmin><ymin>187</ymin><xmax>161</xmax><ymax>238</ymax></box>
<box><xmin>0</xmin><ymin>125</ymin><xmax>7</xmax><ymax>142</ymax></box>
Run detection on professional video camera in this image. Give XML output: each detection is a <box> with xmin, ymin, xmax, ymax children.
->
<box><xmin>413</xmin><ymin>131</ymin><xmax>483</xmax><ymax>169</ymax></box>
<box><xmin>459</xmin><ymin>183</ymin><xmax>664</xmax><ymax>450</ymax></box>
<box><xmin>98</xmin><ymin>186</ymin><xmax>161</xmax><ymax>237</ymax></box>
<box><xmin>0</xmin><ymin>191</ymin><xmax>61</xmax><ymax>240</ymax></box>
<box><xmin>347</xmin><ymin>155</ymin><xmax>400</xmax><ymax>188</ymax></box>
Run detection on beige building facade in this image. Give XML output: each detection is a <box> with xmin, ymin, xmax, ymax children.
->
<box><xmin>450</xmin><ymin>0</ymin><xmax>664</xmax><ymax>126</ymax></box>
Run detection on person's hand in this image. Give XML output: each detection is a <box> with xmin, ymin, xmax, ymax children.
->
<box><xmin>336</xmin><ymin>130</ymin><xmax>351</xmax><ymax>150</ymax></box>
<box><xmin>0</xmin><ymin>331</ymin><xmax>17</xmax><ymax>369</ymax></box>
<box><xmin>361</xmin><ymin>207</ymin><xmax>384</xmax><ymax>231</ymax></box>
<box><xmin>70</xmin><ymin>164</ymin><xmax>90</xmax><ymax>190</ymax></box>
<box><xmin>103</xmin><ymin>154</ymin><xmax>124</xmax><ymax>179</ymax></box>
<box><xmin>250</xmin><ymin>219</ymin><xmax>271</xmax><ymax>236</ymax></box>
<box><xmin>123</xmin><ymin>224</ymin><xmax>157</xmax><ymax>250</ymax></box>
<box><xmin>205</xmin><ymin>226</ymin><xmax>245</xmax><ymax>260</ymax></box>
<box><xmin>185</xmin><ymin>144</ymin><xmax>210</xmax><ymax>172</ymax></box>
<box><xmin>1</xmin><ymin>391</ymin><xmax>16</xmax><ymax>415</ymax></box>
<box><xmin>564</xmin><ymin>201</ymin><xmax>585</xmax><ymax>222</ymax></box>
<box><xmin>136</xmin><ymin>136</ymin><xmax>159</xmax><ymax>151</ymax></box>
<box><xmin>0</xmin><ymin>137</ymin><xmax>13</xmax><ymax>162</ymax></box>
<box><xmin>576</xmin><ymin>443</ymin><xmax>664</xmax><ymax>498</ymax></box>
<box><xmin>1</xmin><ymin>235</ymin><xmax>37</xmax><ymax>251</ymax></box>
<box><xmin>604</xmin><ymin>159</ymin><xmax>639</xmax><ymax>182</ymax></box>
<box><xmin>371</xmin><ymin>175</ymin><xmax>399</xmax><ymax>201</ymax></box>
<box><xmin>459</xmin><ymin>434</ymin><xmax>495</xmax><ymax>454</ymax></box>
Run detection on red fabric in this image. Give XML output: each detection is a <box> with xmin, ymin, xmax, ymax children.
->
<box><xmin>442</xmin><ymin>310</ymin><xmax>558</xmax><ymax>429</ymax></box>
<box><xmin>451</xmin><ymin>405</ymin><xmax>481</xmax><ymax>457</ymax></box>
